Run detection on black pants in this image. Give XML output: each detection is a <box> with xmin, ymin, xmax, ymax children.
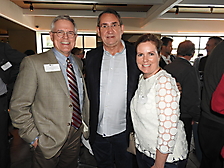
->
<box><xmin>198</xmin><ymin>116</ymin><xmax>224</xmax><ymax>168</ymax></box>
<box><xmin>0</xmin><ymin>94</ymin><xmax>10</xmax><ymax>168</ymax></box>
<box><xmin>136</xmin><ymin>149</ymin><xmax>187</xmax><ymax>168</ymax></box>
<box><xmin>180</xmin><ymin>117</ymin><xmax>192</xmax><ymax>151</ymax></box>
<box><xmin>91</xmin><ymin>131</ymin><xmax>133</xmax><ymax>168</ymax></box>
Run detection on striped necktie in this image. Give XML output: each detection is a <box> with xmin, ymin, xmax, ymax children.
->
<box><xmin>66</xmin><ymin>58</ymin><xmax>82</xmax><ymax>129</ymax></box>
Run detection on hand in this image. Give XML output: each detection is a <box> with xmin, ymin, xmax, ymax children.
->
<box><xmin>176</xmin><ymin>82</ymin><xmax>182</xmax><ymax>93</ymax></box>
<box><xmin>32</xmin><ymin>138</ymin><xmax>38</xmax><ymax>148</ymax></box>
<box><xmin>192</xmin><ymin>120</ymin><xmax>199</xmax><ymax>125</ymax></box>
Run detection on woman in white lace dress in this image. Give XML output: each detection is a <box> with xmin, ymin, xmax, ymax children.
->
<box><xmin>131</xmin><ymin>34</ymin><xmax>188</xmax><ymax>168</ymax></box>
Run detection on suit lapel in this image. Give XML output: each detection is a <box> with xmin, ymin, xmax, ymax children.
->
<box><xmin>93</xmin><ymin>47</ymin><xmax>104</xmax><ymax>99</ymax></box>
<box><xmin>46</xmin><ymin>49</ymin><xmax>70</xmax><ymax>98</ymax></box>
<box><xmin>126</xmin><ymin>43</ymin><xmax>138</xmax><ymax>102</ymax></box>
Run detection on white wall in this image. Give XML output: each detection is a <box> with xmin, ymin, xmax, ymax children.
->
<box><xmin>34</xmin><ymin>16</ymin><xmax>224</xmax><ymax>35</ymax></box>
<box><xmin>0</xmin><ymin>0</ymin><xmax>35</xmax><ymax>31</ymax></box>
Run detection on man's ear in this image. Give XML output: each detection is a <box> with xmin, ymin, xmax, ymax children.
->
<box><xmin>96</xmin><ymin>27</ymin><xmax>100</xmax><ymax>37</ymax></box>
<box><xmin>49</xmin><ymin>31</ymin><xmax>53</xmax><ymax>41</ymax></box>
<box><xmin>120</xmin><ymin>24</ymin><xmax>124</xmax><ymax>34</ymax></box>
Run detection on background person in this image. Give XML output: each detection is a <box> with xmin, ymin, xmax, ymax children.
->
<box><xmin>131</xmin><ymin>33</ymin><xmax>188</xmax><ymax>168</ymax></box>
<box><xmin>159</xmin><ymin>37</ymin><xmax>175</xmax><ymax>68</ymax></box>
<box><xmin>24</xmin><ymin>49</ymin><xmax>35</xmax><ymax>56</ymax></box>
<box><xmin>194</xmin><ymin>36</ymin><xmax>222</xmax><ymax>83</ymax></box>
<box><xmin>71</xmin><ymin>47</ymin><xmax>86</xmax><ymax>75</ymax></box>
<box><xmin>198</xmin><ymin>39</ymin><xmax>224</xmax><ymax>168</ymax></box>
<box><xmin>71</xmin><ymin>47</ymin><xmax>85</xmax><ymax>59</ymax></box>
<box><xmin>164</xmin><ymin>41</ymin><xmax>201</xmax><ymax>166</ymax></box>
<box><xmin>0</xmin><ymin>42</ymin><xmax>25</xmax><ymax>168</ymax></box>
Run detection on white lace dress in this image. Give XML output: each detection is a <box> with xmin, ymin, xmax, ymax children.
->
<box><xmin>131</xmin><ymin>69</ymin><xmax>188</xmax><ymax>163</ymax></box>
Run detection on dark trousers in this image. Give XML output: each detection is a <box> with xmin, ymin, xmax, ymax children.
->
<box><xmin>0</xmin><ymin>94</ymin><xmax>10</xmax><ymax>168</ymax></box>
<box><xmin>136</xmin><ymin>149</ymin><xmax>187</xmax><ymax>168</ymax></box>
<box><xmin>91</xmin><ymin>131</ymin><xmax>133</xmax><ymax>168</ymax></box>
<box><xmin>192</xmin><ymin>122</ymin><xmax>202</xmax><ymax>162</ymax></box>
<box><xmin>79</xmin><ymin>145</ymin><xmax>97</xmax><ymax>167</ymax></box>
<box><xmin>32</xmin><ymin>126</ymin><xmax>82</xmax><ymax>168</ymax></box>
<box><xmin>198</xmin><ymin>116</ymin><xmax>224</xmax><ymax>168</ymax></box>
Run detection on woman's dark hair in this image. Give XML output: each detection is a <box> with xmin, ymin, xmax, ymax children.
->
<box><xmin>135</xmin><ymin>34</ymin><xmax>162</xmax><ymax>54</ymax></box>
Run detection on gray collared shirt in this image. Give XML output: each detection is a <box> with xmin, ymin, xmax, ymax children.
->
<box><xmin>0</xmin><ymin>78</ymin><xmax>7</xmax><ymax>95</ymax></box>
<box><xmin>53</xmin><ymin>48</ymin><xmax>83</xmax><ymax>111</ymax></box>
<box><xmin>97</xmin><ymin>41</ymin><xmax>127</xmax><ymax>137</ymax></box>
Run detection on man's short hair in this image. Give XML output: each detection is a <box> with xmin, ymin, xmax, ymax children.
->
<box><xmin>209</xmin><ymin>36</ymin><xmax>222</xmax><ymax>45</ymax></box>
<box><xmin>161</xmin><ymin>37</ymin><xmax>173</xmax><ymax>46</ymax></box>
<box><xmin>97</xmin><ymin>8</ymin><xmax>123</xmax><ymax>27</ymax></box>
<box><xmin>177</xmin><ymin>40</ymin><xmax>195</xmax><ymax>57</ymax></box>
<box><xmin>51</xmin><ymin>15</ymin><xmax>77</xmax><ymax>33</ymax></box>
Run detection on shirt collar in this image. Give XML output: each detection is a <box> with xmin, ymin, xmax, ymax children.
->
<box><xmin>53</xmin><ymin>48</ymin><xmax>72</xmax><ymax>64</ymax></box>
<box><xmin>103</xmin><ymin>40</ymin><xmax>126</xmax><ymax>56</ymax></box>
<box><xmin>161</xmin><ymin>55</ymin><xmax>171</xmax><ymax>61</ymax></box>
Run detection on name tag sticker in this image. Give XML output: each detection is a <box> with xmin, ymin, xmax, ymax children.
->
<box><xmin>44</xmin><ymin>64</ymin><xmax>61</xmax><ymax>72</ymax></box>
<box><xmin>1</xmin><ymin>62</ymin><xmax>12</xmax><ymax>71</ymax></box>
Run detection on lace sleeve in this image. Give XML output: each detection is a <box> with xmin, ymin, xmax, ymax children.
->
<box><xmin>155</xmin><ymin>75</ymin><xmax>180</xmax><ymax>154</ymax></box>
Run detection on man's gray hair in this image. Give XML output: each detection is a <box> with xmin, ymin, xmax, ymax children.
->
<box><xmin>51</xmin><ymin>15</ymin><xmax>77</xmax><ymax>33</ymax></box>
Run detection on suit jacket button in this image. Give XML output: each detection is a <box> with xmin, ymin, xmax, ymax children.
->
<box><xmin>69</xmin><ymin>104</ymin><xmax>72</xmax><ymax>108</ymax></box>
<box><xmin>67</xmin><ymin>123</ymin><xmax>71</xmax><ymax>126</ymax></box>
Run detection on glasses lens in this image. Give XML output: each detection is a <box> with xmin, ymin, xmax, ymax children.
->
<box><xmin>67</xmin><ymin>31</ymin><xmax>75</xmax><ymax>37</ymax></box>
<box><xmin>57</xmin><ymin>31</ymin><xmax>64</xmax><ymax>37</ymax></box>
<box><xmin>54</xmin><ymin>31</ymin><xmax>75</xmax><ymax>38</ymax></box>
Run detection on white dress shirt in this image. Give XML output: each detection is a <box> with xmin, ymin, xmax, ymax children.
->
<box><xmin>161</xmin><ymin>55</ymin><xmax>172</xmax><ymax>64</ymax></box>
<box><xmin>98</xmin><ymin>41</ymin><xmax>127</xmax><ymax>137</ymax></box>
<box><xmin>0</xmin><ymin>78</ymin><xmax>7</xmax><ymax>95</ymax></box>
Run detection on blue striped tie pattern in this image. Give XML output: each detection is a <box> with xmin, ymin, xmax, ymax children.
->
<box><xmin>66</xmin><ymin>58</ymin><xmax>82</xmax><ymax>129</ymax></box>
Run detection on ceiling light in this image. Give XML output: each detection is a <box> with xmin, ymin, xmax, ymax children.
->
<box><xmin>175</xmin><ymin>7</ymin><xmax>179</xmax><ymax>15</ymax></box>
<box><xmin>92</xmin><ymin>4</ymin><xmax>96</xmax><ymax>12</ymax></box>
<box><xmin>210</xmin><ymin>7</ymin><xmax>213</xmax><ymax>14</ymax></box>
<box><xmin>30</xmin><ymin>3</ymin><xmax>33</xmax><ymax>11</ymax></box>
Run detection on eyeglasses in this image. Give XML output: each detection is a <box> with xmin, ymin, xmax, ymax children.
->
<box><xmin>99</xmin><ymin>23</ymin><xmax>120</xmax><ymax>29</ymax></box>
<box><xmin>51</xmin><ymin>30</ymin><xmax>76</xmax><ymax>38</ymax></box>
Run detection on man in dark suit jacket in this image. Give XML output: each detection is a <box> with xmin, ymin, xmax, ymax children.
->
<box><xmin>0</xmin><ymin>42</ymin><xmax>25</xmax><ymax>168</ymax></box>
<box><xmin>159</xmin><ymin>37</ymin><xmax>175</xmax><ymax>68</ymax></box>
<box><xmin>198</xmin><ymin>40</ymin><xmax>224</xmax><ymax>168</ymax></box>
<box><xmin>85</xmin><ymin>9</ymin><xmax>140</xmax><ymax>168</ymax></box>
<box><xmin>195</xmin><ymin>36</ymin><xmax>222</xmax><ymax>83</ymax></box>
<box><xmin>164</xmin><ymin>40</ymin><xmax>201</xmax><ymax>158</ymax></box>
<box><xmin>198</xmin><ymin>36</ymin><xmax>222</xmax><ymax>72</ymax></box>
<box><xmin>10</xmin><ymin>15</ymin><xmax>89</xmax><ymax>168</ymax></box>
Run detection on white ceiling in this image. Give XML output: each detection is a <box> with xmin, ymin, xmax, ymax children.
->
<box><xmin>1</xmin><ymin>0</ymin><xmax>224</xmax><ymax>34</ymax></box>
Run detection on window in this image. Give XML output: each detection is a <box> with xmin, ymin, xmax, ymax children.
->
<box><xmin>40</xmin><ymin>33</ymin><xmax>97</xmax><ymax>54</ymax></box>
